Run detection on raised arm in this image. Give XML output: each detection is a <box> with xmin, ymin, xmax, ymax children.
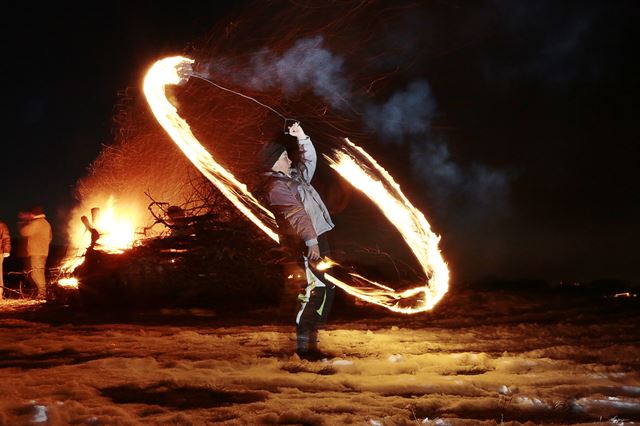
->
<box><xmin>287</xmin><ymin>122</ymin><xmax>317</xmax><ymax>182</ymax></box>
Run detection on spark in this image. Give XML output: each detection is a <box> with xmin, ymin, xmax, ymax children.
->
<box><xmin>143</xmin><ymin>56</ymin><xmax>449</xmax><ymax>313</ymax></box>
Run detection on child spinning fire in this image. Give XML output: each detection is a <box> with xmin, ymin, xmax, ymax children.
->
<box><xmin>261</xmin><ymin>122</ymin><xmax>335</xmax><ymax>360</ymax></box>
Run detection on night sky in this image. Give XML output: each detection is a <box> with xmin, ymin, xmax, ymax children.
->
<box><xmin>3</xmin><ymin>1</ymin><xmax>638</xmax><ymax>284</ymax></box>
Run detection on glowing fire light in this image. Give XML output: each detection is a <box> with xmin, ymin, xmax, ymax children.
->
<box><xmin>324</xmin><ymin>141</ymin><xmax>449</xmax><ymax>311</ymax></box>
<box><xmin>57</xmin><ymin>277</ymin><xmax>79</xmax><ymax>288</ymax></box>
<box><xmin>315</xmin><ymin>258</ymin><xmax>339</xmax><ymax>272</ymax></box>
<box><xmin>88</xmin><ymin>198</ymin><xmax>137</xmax><ymax>253</ymax></box>
<box><xmin>143</xmin><ymin>57</ymin><xmax>279</xmax><ymax>243</ymax></box>
<box><xmin>57</xmin><ymin>196</ymin><xmax>140</xmax><ymax>288</ymax></box>
<box><xmin>143</xmin><ymin>56</ymin><xmax>449</xmax><ymax>313</ymax></box>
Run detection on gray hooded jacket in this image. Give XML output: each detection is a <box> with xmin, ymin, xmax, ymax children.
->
<box><xmin>265</xmin><ymin>136</ymin><xmax>335</xmax><ymax>247</ymax></box>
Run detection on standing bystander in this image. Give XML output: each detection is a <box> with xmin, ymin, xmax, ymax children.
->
<box><xmin>0</xmin><ymin>221</ymin><xmax>10</xmax><ymax>300</ymax></box>
<box><xmin>19</xmin><ymin>207</ymin><xmax>52</xmax><ymax>299</ymax></box>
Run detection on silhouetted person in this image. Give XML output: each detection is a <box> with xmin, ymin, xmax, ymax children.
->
<box><xmin>19</xmin><ymin>207</ymin><xmax>52</xmax><ymax>299</ymax></box>
<box><xmin>0</xmin><ymin>221</ymin><xmax>10</xmax><ymax>300</ymax></box>
<box><xmin>81</xmin><ymin>215</ymin><xmax>100</xmax><ymax>249</ymax></box>
<box><xmin>167</xmin><ymin>205</ymin><xmax>192</xmax><ymax>237</ymax></box>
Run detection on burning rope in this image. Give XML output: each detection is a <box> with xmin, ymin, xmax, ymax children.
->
<box><xmin>144</xmin><ymin>56</ymin><xmax>449</xmax><ymax>314</ymax></box>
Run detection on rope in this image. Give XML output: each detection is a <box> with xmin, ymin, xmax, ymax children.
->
<box><xmin>190</xmin><ymin>73</ymin><xmax>299</xmax><ymax>134</ymax></box>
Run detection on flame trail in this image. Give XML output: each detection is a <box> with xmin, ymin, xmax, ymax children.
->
<box><xmin>143</xmin><ymin>57</ymin><xmax>279</xmax><ymax>243</ymax></box>
<box><xmin>324</xmin><ymin>143</ymin><xmax>449</xmax><ymax>312</ymax></box>
<box><xmin>144</xmin><ymin>56</ymin><xmax>449</xmax><ymax>313</ymax></box>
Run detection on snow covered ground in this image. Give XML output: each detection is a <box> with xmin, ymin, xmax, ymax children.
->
<box><xmin>0</xmin><ymin>287</ymin><xmax>638</xmax><ymax>425</ymax></box>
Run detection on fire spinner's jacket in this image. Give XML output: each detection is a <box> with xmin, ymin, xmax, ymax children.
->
<box><xmin>19</xmin><ymin>215</ymin><xmax>52</xmax><ymax>257</ymax></box>
<box><xmin>265</xmin><ymin>136</ymin><xmax>335</xmax><ymax>247</ymax></box>
<box><xmin>0</xmin><ymin>222</ymin><xmax>10</xmax><ymax>254</ymax></box>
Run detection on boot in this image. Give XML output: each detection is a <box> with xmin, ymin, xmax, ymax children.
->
<box><xmin>296</xmin><ymin>330</ymin><xmax>329</xmax><ymax>361</ymax></box>
<box><xmin>296</xmin><ymin>331</ymin><xmax>311</xmax><ymax>356</ymax></box>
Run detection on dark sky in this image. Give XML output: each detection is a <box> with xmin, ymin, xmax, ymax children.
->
<box><xmin>4</xmin><ymin>2</ymin><xmax>240</xmax><ymax>233</ymax></box>
<box><xmin>3</xmin><ymin>1</ymin><xmax>638</xmax><ymax>283</ymax></box>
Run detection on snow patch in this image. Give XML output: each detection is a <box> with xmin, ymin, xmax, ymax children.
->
<box><xmin>331</xmin><ymin>359</ymin><xmax>354</xmax><ymax>366</ymax></box>
<box><xmin>388</xmin><ymin>354</ymin><xmax>403</xmax><ymax>363</ymax></box>
<box><xmin>32</xmin><ymin>404</ymin><xmax>48</xmax><ymax>423</ymax></box>
<box><xmin>574</xmin><ymin>396</ymin><xmax>640</xmax><ymax>418</ymax></box>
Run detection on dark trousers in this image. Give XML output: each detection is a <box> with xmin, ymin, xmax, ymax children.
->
<box><xmin>295</xmin><ymin>234</ymin><xmax>335</xmax><ymax>353</ymax></box>
<box><xmin>28</xmin><ymin>255</ymin><xmax>47</xmax><ymax>298</ymax></box>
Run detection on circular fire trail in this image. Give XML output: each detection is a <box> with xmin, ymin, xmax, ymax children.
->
<box><xmin>143</xmin><ymin>56</ymin><xmax>449</xmax><ymax>314</ymax></box>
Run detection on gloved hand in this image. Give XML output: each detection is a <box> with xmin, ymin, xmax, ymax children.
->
<box><xmin>287</xmin><ymin>122</ymin><xmax>307</xmax><ymax>140</ymax></box>
<box><xmin>307</xmin><ymin>244</ymin><xmax>320</xmax><ymax>261</ymax></box>
<box><xmin>3</xmin><ymin>253</ymin><xmax>9</xmax><ymax>258</ymax></box>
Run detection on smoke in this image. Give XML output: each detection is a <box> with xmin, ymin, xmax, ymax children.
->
<box><xmin>202</xmin><ymin>24</ymin><xmax>510</xmax><ymax>225</ymax></box>
<box><xmin>365</xmin><ymin>80</ymin><xmax>509</xmax><ymax>220</ymax></box>
<box><xmin>365</xmin><ymin>81</ymin><xmax>436</xmax><ymax>144</ymax></box>
<box><xmin>208</xmin><ymin>36</ymin><xmax>350</xmax><ymax>109</ymax></box>
<box><xmin>208</xmin><ymin>33</ymin><xmax>510</xmax><ymax>219</ymax></box>
<box><xmin>410</xmin><ymin>141</ymin><xmax>509</xmax><ymax>216</ymax></box>
<box><xmin>68</xmin><ymin>1</ymin><xmax>511</xmax><ymax>256</ymax></box>
<box><xmin>410</xmin><ymin>141</ymin><xmax>463</xmax><ymax>193</ymax></box>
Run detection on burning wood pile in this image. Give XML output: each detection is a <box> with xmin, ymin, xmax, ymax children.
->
<box><xmin>54</xmin><ymin>199</ymin><xmax>287</xmax><ymax>311</ymax></box>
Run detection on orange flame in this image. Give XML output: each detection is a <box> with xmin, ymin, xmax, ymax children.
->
<box><xmin>57</xmin><ymin>195</ymin><xmax>141</xmax><ymax>288</ymax></box>
<box><xmin>143</xmin><ymin>57</ymin><xmax>279</xmax><ymax>243</ymax></box>
<box><xmin>69</xmin><ymin>195</ymin><xmax>138</xmax><ymax>254</ymax></box>
<box><xmin>57</xmin><ymin>277</ymin><xmax>79</xmax><ymax>288</ymax></box>
<box><xmin>323</xmin><ymin>142</ymin><xmax>449</xmax><ymax>312</ymax></box>
<box><xmin>143</xmin><ymin>56</ymin><xmax>449</xmax><ymax>313</ymax></box>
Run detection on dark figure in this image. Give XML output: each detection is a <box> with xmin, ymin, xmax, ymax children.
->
<box><xmin>0</xmin><ymin>221</ymin><xmax>10</xmax><ymax>300</ymax></box>
<box><xmin>166</xmin><ymin>206</ymin><xmax>193</xmax><ymax>237</ymax></box>
<box><xmin>81</xmin><ymin>215</ymin><xmax>100</xmax><ymax>249</ymax></box>
<box><xmin>18</xmin><ymin>207</ymin><xmax>52</xmax><ymax>299</ymax></box>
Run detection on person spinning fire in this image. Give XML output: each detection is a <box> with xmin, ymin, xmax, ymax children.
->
<box><xmin>261</xmin><ymin>122</ymin><xmax>336</xmax><ymax>360</ymax></box>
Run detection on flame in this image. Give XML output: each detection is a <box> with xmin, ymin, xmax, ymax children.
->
<box><xmin>57</xmin><ymin>195</ymin><xmax>140</xmax><ymax>288</ymax></box>
<box><xmin>315</xmin><ymin>258</ymin><xmax>339</xmax><ymax>272</ymax></box>
<box><xmin>91</xmin><ymin>199</ymin><xmax>137</xmax><ymax>253</ymax></box>
<box><xmin>57</xmin><ymin>277</ymin><xmax>79</xmax><ymax>288</ymax></box>
<box><xmin>68</xmin><ymin>195</ymin><xmax>139</xmax><ymax>254</ymax></box>
<box><xmin>143</xmin><ymin>56</ymin><xmax>449</xmax><ymax>313</ymax></box>
<box><xmin>324</xmin><ymin>142</ymin><xmax>449</xmax><ymax>312</ymax></box>
<box><xmin>142</xmin><ymin>57</ymin><xmax>279</xmax><ymax>243</ymax></box>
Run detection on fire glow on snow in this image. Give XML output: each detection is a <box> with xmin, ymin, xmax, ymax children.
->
<box><xmin>1</xmin><ymin>296</ymin><xmax>638</xmax><ymax>425</ymax></box>
<box><xmin>143</xmin><ymin>56</ymin><xmax>449</xmax><ymax>313</ymax></box>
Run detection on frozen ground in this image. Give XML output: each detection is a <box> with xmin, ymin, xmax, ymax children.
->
<box><xmin>0</xmin><ymin>286</ymin><xmax>638</xmax><ymax>425</ymax></box>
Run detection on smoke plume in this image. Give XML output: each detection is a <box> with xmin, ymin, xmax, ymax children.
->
<box><xmin>365</xmin><ymin>81</ymin><xmax>436</xmax><ymax>144</ymax></box>
<box><xmin>365</xmin><ymin>80</ymin><xmax>509</xmax><ymax>219</ymax></box>
<box><xmin>207</xmin><ymin>36</ymin><xmax>350</xmax><ymax>109</ymax></box>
